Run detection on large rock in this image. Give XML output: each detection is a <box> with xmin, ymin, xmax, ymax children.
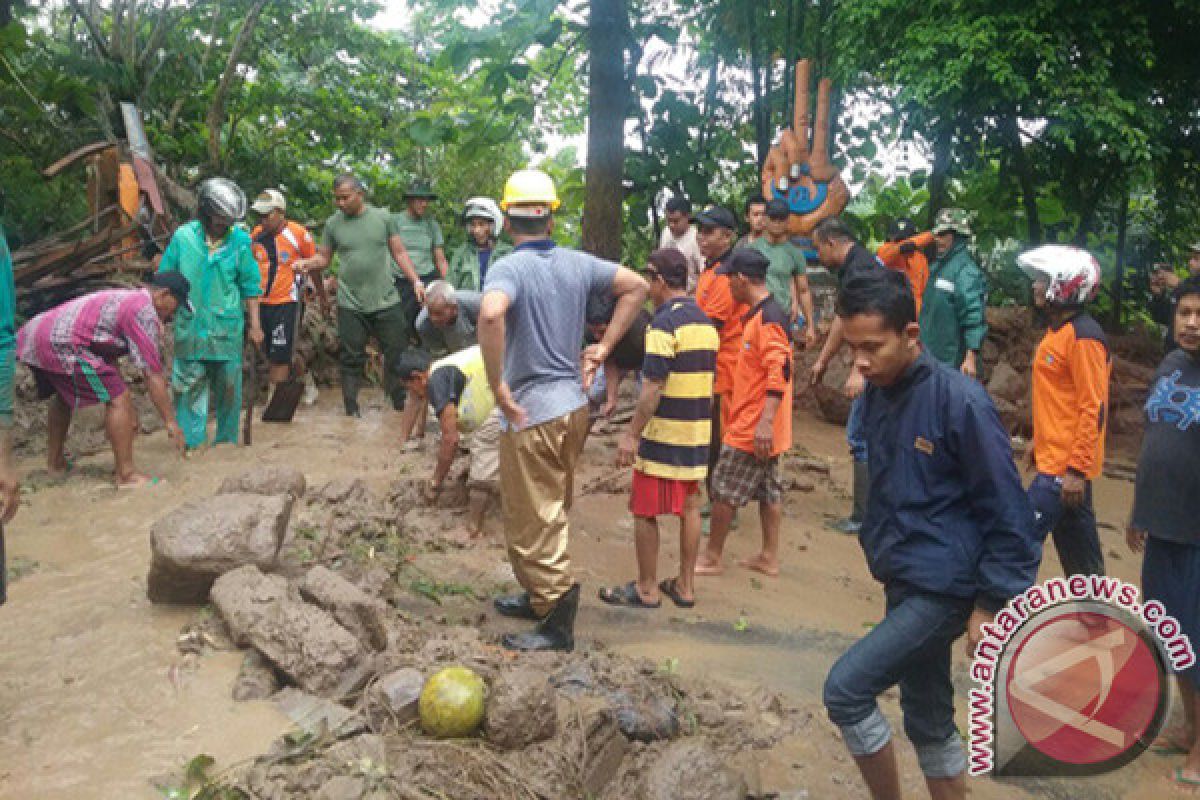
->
<box><xmin>148</xmin><ymin>494</ymin><xmax>293</xmax><ymax>604</ymax></box>
<box><xmin>212</xmin><ymin>566</ymin><xmax>363</xmax><ymax>694</ymax></box>
<box><xmin>371</xmin><ymin>668</ymin><xmax>425</xmax><ymax>724</ymax></box>
<box><xmin>986</xmin><ymin>362</ymin><xmax>1029</xmax><ymax>405</ymax></box>
<box><xmin>233</xmin><ymin>649</ymin><xmax>281</xmax><ymax>701</ymax></box>
<box><xmin>219</xmin><ymin>467</ymin><xmax>307</xmax><ymax>500</ymax></box>
<box><xmin>639</xmin><ymin>738</ymin><xmax>747</xmax><ymax>800</ymax></box>
<box><xmin>300</xmin><ymin>566</ymin><xmax>390</xmax><ymax>651</ymax></box>
<box><xmin>812</xmin><ymin>354</ymin><xmax>855</xmax><ymax>426</ymax></box>
<box><xmin>484</xmin><ymin>669</ymin><xmax>558</xmax><ymax>750</ymax></box>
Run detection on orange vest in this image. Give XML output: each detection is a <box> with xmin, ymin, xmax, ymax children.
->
<box><xmin>695</xmin><ymin>259</ymin><xmax>748</xmax><ymax>398</ymax></box>
<box><xmin>723</xmin><ymin>297</ymin><xmax>794</xmax><ymax>457</ymax></box>
<box><xmin>877</xmin><ymin>231</ymin><xmax>933</xmax><ymax>313</ymax></box>
<box><xmin>250</xmin><ymin>220</ymin><xmax>316</xmax><ymax>305</ymax></box>
<box><xmin>1031</xmin><ymin>314</ymin><xmax>1111</xmax><ymax>479</ymax></box>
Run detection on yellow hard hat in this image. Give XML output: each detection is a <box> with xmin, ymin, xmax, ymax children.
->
<box><xmin>500</xmin><ymin>168</ymin><xmax>560</xmax><ymax>216</ymax></box>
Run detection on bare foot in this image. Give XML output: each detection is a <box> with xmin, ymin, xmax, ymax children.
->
<box><xmin>694</xmin><ymin>555</ymin><xmax>725</xmax><ymax>576</ymax></box>
<box><xmin>738</xmin><ymin>555</ymin><xmax>780</xmax><ymax>577</ymax></box>
<box><xmin>1153</xmin><ymin>727</ymin><xmax>1195</xmax><ymax>753</ymax></box>
<box><xmin>116</xmin><ymin>473</ymin><xmax>161</xmax><ymax>490</ymax></box>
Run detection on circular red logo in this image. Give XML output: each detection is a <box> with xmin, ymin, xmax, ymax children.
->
<box><xmin>1005</xmin><ymin>609</ymin><xmax>1163</xmax><ymax>767</ymax></box>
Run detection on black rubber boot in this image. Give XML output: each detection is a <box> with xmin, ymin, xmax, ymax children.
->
<box><xmin>829</xmin><ymin>460</ymin><xmax>868</xmax><ymax>534</ymax></box>
<box><xmin>493</xmin><ymin>591</ymin><xmax>540</xmax><ymax>620</ymax></box>
<box><xmin>501</xmin><ymin>584</ymin><xmax>579</xmax><ymax>652</ymax></box>
<box><xmin>342</xmin><ymin>375</ymin><xmax>361</xmax><ymax>417</ymax></box>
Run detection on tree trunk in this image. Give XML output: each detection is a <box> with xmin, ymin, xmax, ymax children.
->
<box><xmin>999</xmin><ymin>115</ymin><xmax>1042</xmax><ymax>244</ymax></box>
<box><xmin>927</xmin><ymin>122</ymin><xmax>953</xmax><ymax>228</ymax></box>
<box><xmin>1111</xmin><ymin>180</ymin><xmax>1131</xmax><ymax>330</ymax></box>
<box><xmin>1073</xmin><ymin>160</ymin><xmax>1118</xmax><ymax>246</ymax></box>
<box><xmin>746</xmin><ymin>6</ymin><xmax>770</xmax><ymax>171</ymax></box>
<box><xmin>581</xmin><ymin>0</ymin><xmax>629</xmax><ymax>261</ymax></box>
<box><xmin>205</xmin><ymin>0</ymin><xmax>271</xmax><ymax>171</ymax></box>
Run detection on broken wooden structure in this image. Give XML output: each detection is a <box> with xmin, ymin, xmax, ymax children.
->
<box><xmin>12</xmin><ymin>103</ymin><xmax>186</xmax><ymax>314</ymax></box>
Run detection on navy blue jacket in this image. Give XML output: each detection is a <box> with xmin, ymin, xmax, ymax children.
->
<box><xmin>859</xmin><ymin>351</ymin><xmax>1040</xmax><ymax>611</ymax></box>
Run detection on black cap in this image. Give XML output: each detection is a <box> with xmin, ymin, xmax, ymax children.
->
<box><xmin>404</xmin><ymin>181</ymin><xmax>437</xmax><ymax>199</ymax></box>
<box><xmin>149</xmin><ymin>271</ymin><xmax>193</xmax><ymax>312</ymax></box>
<box><xmin>765</xmin><ymin>198</ymin><xmax>790</xmax><ymax>220</ymax></box>
<box><xmin>694</xmin><ymin>205</ymin><xmax>737</xmax><ymax>231</ymax></box>
<box><xmin>647</xmin><ymin>248</ymin><xmax>689</xmax><ymax>287</ymax></box>
<box><xmin>716</xmin><ymin>247</ymin><xmax>770</xmax><ymax>279</ymax></box>
<box><xmin>888</xmin><ymin>217</ymin><xmax>917</xmax><ymax>241</ymax></box>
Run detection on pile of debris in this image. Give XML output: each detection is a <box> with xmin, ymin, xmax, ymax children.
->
<box><xmin>12</xmin><ymin>104</ymin><xmax>185</xmax><ymax>315</ymax></box>
<box><xmin>148</xmin><ymin>467</ymin><xmax>807</xmax><ymax>799</ymax></box>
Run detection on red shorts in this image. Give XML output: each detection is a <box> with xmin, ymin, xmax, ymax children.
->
<box><xmin>629</xmin><ymin>470</ymin><xmax>700</xmax><ymax>518</ymax></box>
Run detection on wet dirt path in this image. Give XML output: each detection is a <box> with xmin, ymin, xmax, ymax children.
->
<box><xmin>0</xmin><ymin>391</ymin><xmax>1189</xmax><ymax>799</ymax></box>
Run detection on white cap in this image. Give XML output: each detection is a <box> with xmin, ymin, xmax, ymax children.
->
<box><xmin>251</xmin><ymin>188</ymin><xmax>286</xmax><ymax>214</ymax></box>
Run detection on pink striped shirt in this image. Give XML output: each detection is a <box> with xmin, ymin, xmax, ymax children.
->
<box><xmin>16</xmin><ymin>288</ymin><xmax>163</xmax><ymax>375</ymax></box>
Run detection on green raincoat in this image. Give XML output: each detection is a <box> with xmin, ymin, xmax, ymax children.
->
<box><xmin>918</xmin><ymin>240</ymin><xmax>988</xmax><ymax>368</ymax></box>
<box><xmin>446</xmin><ymin>239</ymin><xmax>513</xmax><ymax>291</ymax></box>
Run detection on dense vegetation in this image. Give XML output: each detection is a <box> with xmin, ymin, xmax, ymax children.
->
<box><xmin>1</xmin><ymin>0</ymin><xmax>1197</xmax><ymax>326</ymax></box>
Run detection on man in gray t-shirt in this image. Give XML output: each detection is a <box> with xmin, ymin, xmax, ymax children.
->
<box><xmin>415</xmin><ymin>282</ymin><xmax>481</xmax><ymax>355</ymax></box>
<box><xmin>480</xmin><ymin>168</ymin><xmax>648</xmax><ymax>652</ymax></box>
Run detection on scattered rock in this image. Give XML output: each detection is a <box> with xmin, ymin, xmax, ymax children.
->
<box><xmin>220</xmin><ymin>466</ymin><xmax>308</xmax><ymax>500</ymax></box>
<box><xmin>812</xmin><ymin>354</ymin><xmax>854</xmax><ymax>426</ymax></box>
<box><xmin>209</xmin><ymin>565</ymin><xmax>290</xmax><ymax>644</ymax></box>
<box><xmin>317</xmin><ymin>478</ymin><xmax>370</xmax><ymax>506</ymax></box>
<box><xmin>550</xmin><ymin>660</ymin><xmax>598</xmax><ymax>695</ymax></box>
<box><xmin>212</xmin><ymin>566</ymin><xmax>363</xmax><ymax>694</ymax></box>
<box><xmin>577</xmin><ymin>708</ymin><xmax>629</xmax><ymax>797</ymax></box>
<box><xmin>372</xmin><ymin>667</ymin><xmax>425</xmax><ymax>724</ymax></box>
<box><xmin>639</xmin><ymin>737</ymin><xmax>748</xmax><ymax>800</ymax></box>
<box><xmin>986</xmin><ymin>362</ymin><xmax>1028</xmax><ymax>405</ymax></box>
<box><xmin>233</xmin><ymin>649</ymin><xmax>281</xmax><ymax>701</ymax></box>
<box><xmin>485</xmin><ymin>669</ymin><xmax>558</xmax><ymax>750</ymax></box>
<box><xmin>275</xmin><ymin>687</ymin><xmax>367</xmax><ymax>738</ymax></box>
<box><xmin>300</xmin><ymin>566</ymin><xmax>391</xmax><ymax>651</ymax></box>
<box><xmin>147</xmin><ymin>494</ymin><xmax>293</xmax><ymax>604</ymax></box>
<box><xmin>315</xmin><ymin>776</ymin><xmax>365</xmax><ymax>800</ymax></box>
<box><xmin>611</xmin><ymin>692</ymin><xmax>680</xmax><ymax>742</ymax></box>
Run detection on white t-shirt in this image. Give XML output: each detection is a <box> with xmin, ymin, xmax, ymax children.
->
<box><xmin>658</xmin><ymin>225</ymin><xmax>704</xmax><ymax>291</ymax></box>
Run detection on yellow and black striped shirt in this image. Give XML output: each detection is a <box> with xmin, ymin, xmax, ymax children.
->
<box><xmin>635</xmin><ymin>296</ymin><xmax>719</xmax><ymax>480</ymax></box>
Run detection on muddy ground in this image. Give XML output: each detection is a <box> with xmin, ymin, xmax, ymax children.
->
<box><xmin>0</xmin><ymin>384</ymin><xmax>1189</xmax><ymax>799</ymax></box>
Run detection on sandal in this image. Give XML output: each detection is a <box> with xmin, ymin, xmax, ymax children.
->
<box><xmin>598</xmin><ymin>581</ymin><xmax>660</xmax><ymax>609</ymax></box>
<box><xmin>659</xmin><ymin>578</ymin><xmax>695</xmax><ymax>608</ymax></box>
<box><xmin>1174</xmin><ymin>768</ymin><xmax>1200</xmax><ymax>788</ymax></box>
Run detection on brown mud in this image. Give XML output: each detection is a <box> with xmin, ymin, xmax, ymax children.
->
<box><xmin>0</xmin><ymin>384</ymin><xmax>1189</xmax><ymax>799</ymax></box>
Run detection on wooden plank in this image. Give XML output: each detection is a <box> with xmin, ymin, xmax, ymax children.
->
<box><xmin>42</xmin><ymin>141</ymin><xmax>114</xmax><ymax>178</ymax></box>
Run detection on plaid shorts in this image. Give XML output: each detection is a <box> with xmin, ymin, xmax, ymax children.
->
<box><xmin>710</xmin><ymin>445</ymin><xmax>783</xmax><ymax>507</ymax></box>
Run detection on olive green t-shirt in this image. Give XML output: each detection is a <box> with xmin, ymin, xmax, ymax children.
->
<box><xmin>392</xmin><ymin>210</ymin><xmax>445</xmax><ymax>280</ymax></box>
<box><xmin>321</xmin><ymin>206</ymin><xmax>401</xmax><ymax>313</ymax></box>
<box><xmin>752</xmin><ymin>238</ymin><xmax>806</xmax><ymax>312</ymax></box>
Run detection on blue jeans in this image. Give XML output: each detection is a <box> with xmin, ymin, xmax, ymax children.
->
<box><xmin>823</xmin><ymin>585</ymin><xmax>972</xmax><ymax>778</ymax></box>
<box><xmin>847</xmin><ymin>394</ymin><xmax>868</xmax><ymax>463</ymax></box>
<box><xmin>1027</xmin><ymin>473</ymin><xmax>1104</xmax><ymax>577</ymax></box>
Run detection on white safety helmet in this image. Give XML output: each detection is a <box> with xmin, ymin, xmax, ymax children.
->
<box><xmin>1016</xmin><ymin>244</ymin><xmax>1102</xmax><ymax>306</ymax></box>
<box><xmin>197</xmin><ymin>177</ymin><xmax>247</xmax><ymax>222</ymax></box>
<box><xmin>462</xmin><ymin>196</ymin><xmax>504</xmax><ymax>233</ymax></box>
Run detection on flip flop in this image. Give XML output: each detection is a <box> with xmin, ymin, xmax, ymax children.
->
<box><xmin>658</xmin><ymin>578</ymin><xmax>695</xmax><ymax>609</ymax></box>
<box><xmin>1153</xmin><ymin>743</ymin><xmax>1189</xmax><ymax>756</ymax></box>
<box><xmin>116</xmin><ymin>476</ymin><xmax>166</xmax><ymax>491</ymax></box>
<box><xmin>1174</xmin><ymin>768</ymin><xmax>1200</xmax><ymax>787</ymax></box>
<box><xmin>598</xmin><ymin>581</ymin><xmax>660</xmax><ymax>609</ymax></box>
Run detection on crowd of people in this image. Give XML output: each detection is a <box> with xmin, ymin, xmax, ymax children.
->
<box><xmin>0</xmin><ymin>165</ymin><xmax>1198</xmax><ymax>798</ymax></box>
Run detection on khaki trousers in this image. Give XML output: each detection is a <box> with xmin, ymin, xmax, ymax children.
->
<box><xmin>498</xmin><ymin>406</ymin><xmax>590</xmax><ymax>616</ymax></box>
